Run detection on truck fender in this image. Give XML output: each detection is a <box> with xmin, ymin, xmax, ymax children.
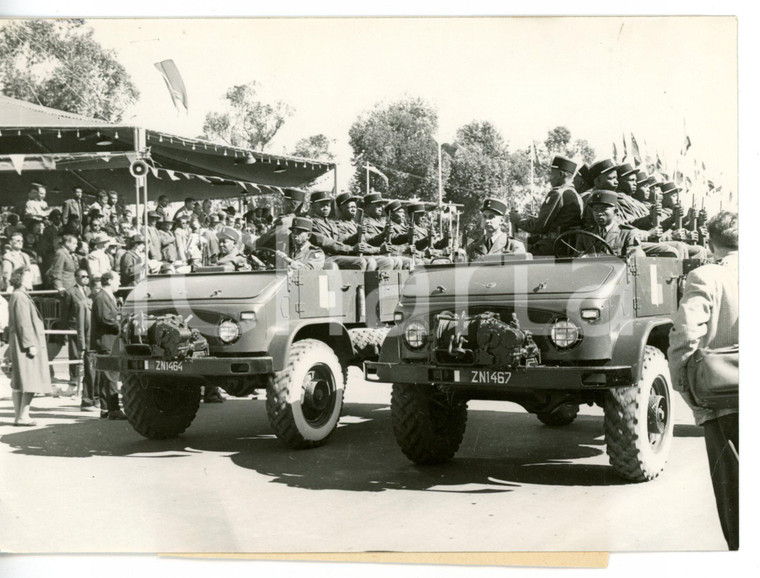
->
<box><xmin>269</xmin><ymin>321</ymin><xmax>353</xmax><ymax>372</ymax></box>
<box><xmin>378</xmin><ymin>325</ymin><xmax>403</xmax><ymax>364</ymax></box>
<box><xmin>610</xmin><ymin>318</ymin><xmax>672</xmax><ymax>382</ymax></box>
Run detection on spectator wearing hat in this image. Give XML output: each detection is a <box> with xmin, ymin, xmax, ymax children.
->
<box><xmin>46</xmin><ymin>233</ymin><xmax>79</xmax><ymax>293</ymax></box>
<box><xmin>217</xmin><ymin>227</ymin><xmax>251</xmax><ymax>271</ymax></box>
<box><xmin>86</xmin><ymin>232</ymin><xmax>113</xmax><ymax>289</ymax></box>
<box><xmin>511</xmin><ymin>155</ymin><xmax>583</xmax><ymax>256</ymax></box>
<box><xmin>1</xmin><ymin>231</ymin><xmax>31</xmax><ymax>292</ymax></box>
<box><xmin>62</xmin><ymin>186</ymin><xmax>85</xmax><ymax>230</ymax></box>
<box><xmin>275</xmin><ymin>217</ymin><xmax>325</xmax><ymax>271</ymax></box>
<box><xmin>577</xmin><ymin>190</ymin><xmax>645</xmax><ymax>258</ymax></box>
<box><xmin>308</xmin><ymin>191</ymin><xmax>370</xmax><ymax>270</ymax></box>
<box><xmin>466</xmin><ymin>198</ymin><xmax>526</xmax><ymax>262</ymax></box>
<box><xmin>120</xmin><ymin>234</ymin><xmax>146</xmax><ymax>287</ymax></box>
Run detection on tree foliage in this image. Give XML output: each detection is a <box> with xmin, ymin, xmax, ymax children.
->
<box><xmin>291</xmin><ymin>133</ymin><xmax>335</xmax><ymax>162</ymax></box>
<box><xmin>348</xmin><ymin>97</ymin><xmax>443</xmax><ymax>200</ymax></box>
<box><xmin>0</xmin><ymin>19</ymin><xmax>139</xmax><ymax>122</ymax></box>
<box><xmin>201</xmin><ymin>81</ymin><xmax>294</xmax><ymax>150</ymax></box>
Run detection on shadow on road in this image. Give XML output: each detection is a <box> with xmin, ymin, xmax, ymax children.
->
<box><xmin>0</xmin><ymin>397</ymin><xmax>638</xmax><ymax>492</ymax></box>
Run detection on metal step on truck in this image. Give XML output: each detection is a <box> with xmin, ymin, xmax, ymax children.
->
<box><xmin>365</xmin><ymin>232</ymin><xmax>704</xmax><ymax>482</ymax></box>
<box><xmin>95</xmin><ymin>266</ymin><xmax>406</xmax><ymax>448</ymax></box>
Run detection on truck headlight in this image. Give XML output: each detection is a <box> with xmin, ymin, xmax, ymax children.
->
<box><xmin>218</xmin><ymin>319</ymin><xmax>240</xmax><ymax>343</ymax></box>
<box><xmin>549</xmin><ymin>318</ymin><xmax>580</xmax><ymax>349</ymax></box>
<box><xmin>403</xmin><ymin>320</ymin><xmax>428</xmax><ymax>350</ymax></box>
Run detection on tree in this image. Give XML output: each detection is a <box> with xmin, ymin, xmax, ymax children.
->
<box><xmin>291</xmin><ymin>134</ymin><xmax>335</xmax><ymax>162</ymax></box>
<box><xmin>348</xmin><ymin>97</ymin><xmax>442</xmax><ymax>200</ymax></box>
<box><xmin>201</xmin><ymin>81</ymin><xmax>294</xmax><ymax>150</ymax></box>
<box><xmin>0</xmin><ymin>19</ymin><xmax>139</xmax><ymax>122</ymax></box>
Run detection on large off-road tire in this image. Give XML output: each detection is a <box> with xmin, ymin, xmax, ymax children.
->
<box><xmin>121</xmin><ymin>374</ymin><xmax>202</xmax><ymax>440</ymax></box>
<box><xmin>537</xmin><ymin>402</ymin><xmax>580</xmax><ymax>426</ymax></box>
<box><xmin>348</xmin><ymin>327</ymin><xmax>389</xmax><ymax>365</ymax></box>
<box><xmin>604</xmin><ymin>346</ymin><xmax>675</xmax><ymax>482</ymax></box>
<box><xmin>266</xmin><ymin>339</ymin><xmax>345</xmax><ymax>449</ymax></box>
<box><xmin>391</xmin><ymin>383</ymin><xmax>468</xmax><ymax>465</ymax></box>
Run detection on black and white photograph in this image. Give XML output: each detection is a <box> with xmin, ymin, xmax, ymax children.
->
<box><xmin>0</xmin><ymin>4</ymin><xmax>751</xmax><ymax>575</ymax></box>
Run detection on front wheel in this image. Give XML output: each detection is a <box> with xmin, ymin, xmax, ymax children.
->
<box><xmin>604</xmin><ymin>346</ymin><xmax>674</xmax><ymax>482</ymax></box>
<box><xmin>121</xmin><ymin>374</ymin><xmax>202</xmax><ymax>439</ymax></box>
<box><xmin>391</xmin><ymin>384</ymin><xmax>468</xmax><ymax>464</ymax></box>
<box><xmin>266</xmin><ymin>339</ymin><xmax>346</xmax><ymax>449</ymax></box>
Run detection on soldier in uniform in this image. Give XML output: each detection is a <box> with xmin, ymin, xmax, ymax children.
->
<box><xmin>308</xmin><ymin>191</ymin><xmax>369</xmax><ymax>270</ymax></box>
<box><xmin>633</xmin><ymin>171</ymin><xmax>652</xmax><ymax>203</ymax></box>
<box><xmin>275</xmin><ymin>217</ymin><xmax>326</xmax><ymax>271</ymax></box>
<box><xmin>574</xmin><ymin>164</ymin><xmax>593</xmax><ymax>194</ymax></box>
<box><xmin>511</xmin><ymin>155</ymin><xmax>583</xmax><ymax>256</ymax></box>
<box><xmin>358</xmin><ymin>193</ymin><xmax>400</xmax><ymax>270</ymax></box>
<box><xmin>577</xmin><ymin>190</ymin><xmax>645</xmax><ymax>258</ymax></box>
<box><xmin>466</xmin><ymin>198</ymin><xmax>526</xmax><ymax>262</ymax></box>
<box><xmin>217</xmin><ymin>227</ymin><xmax>251</xmax><ymax>271</ymax></box>
<box><xmin>405</xmin><ymin>202</ymin><xmax>449</xmax><ymax>256</ymax></box>
<box><xmin>255</xmin><ymin>188</ymin><xmax>308</xmax><ymax>250</ymax></box>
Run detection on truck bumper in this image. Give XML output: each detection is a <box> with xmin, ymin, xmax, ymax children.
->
<box><xmin>364</xmin><ymin>361</ymin><xmax>634</xmax><ymax>390</ymax></box>
<box><xmin>93</xmin><ymin>354</ymin><xmax>273</xmax><ymax>377</ymax></box>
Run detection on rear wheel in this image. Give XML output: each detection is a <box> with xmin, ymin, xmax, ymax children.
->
<box><xmin>348</xmin><ymin>327</ymin><xmax>389</xmax><ymax>365</ymax></box>
<box><xmin>121</xmin><ymin>374</ymin><xmax>202</xmax><ymax>439</ymax></box>
<box><xmin>391</xmin><ymin>383</ymin><xmax>468</xmax><ymax>464</ymax></box>
<box><xmin>537</xmin><ymin>402</ymin><xmax>579</xmax><ymax>426</ymax></box>
<box><xmin>266</xmin><ymin>339</ymin><xmax>345</xmax><ymax>449</ymax></box>
<box><xmin>604</xmin><ymin>346</ymin><xmax>674</xmax><ymax>481</ymax></box>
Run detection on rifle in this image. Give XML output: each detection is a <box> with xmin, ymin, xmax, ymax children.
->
<box><xmin>650</xmin><ymin>189</ymin><xmax>662</xmax><ymax>242</ymax></box>
<box><xmin>355</xmin><ymin>207</ymin><xmax>365</xmax><ymax>257</ymax></box>
<box><xmin>688</xmin><ymin>197</ymin><xmax>698</xmax><ymax>245</ymax></box>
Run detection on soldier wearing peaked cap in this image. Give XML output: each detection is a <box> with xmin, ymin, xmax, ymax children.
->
<box><xmin>274</xmin><ymin>217</ymin><xmax>325</xmax><ymax>271</ymax></box>
<box><xmin>308</xmin><ymin>191</ymin><xmax>371</xmax><ymax>270</ymax></box>
<box><xmin>574</xmin><ymin>164</ymin><xmax>593</xmax><ymax>194</ymax></box>
<box><xmin>580</xmin><ymin>159</ymin><xmax>619</xmax><ymax>228</ymax></box>
<box><xmin>577</xmin><ymin>190</ymin><xmax>646</xmax><ymax>258</ymax></box>
<box><xmin>467</xmin><ymin>197</ymin><xmax>525</xmax><ymax>262</ymax></box>
<box><xmin>511</xmin><ymin>155</ymin><xmax>583</xmax><ymax>256</ymax></box>
<box><xmin>217</xmin><ymin>226</ymin><xmax>251</xmax><ymax>270</ymax></box>
<box><xmin>255</xmin><ymin>188</ymin><xmax>310</xmax><ymax>251</ymax></box>
<box><xmin>633</xmin><ymin>171</ymin><xmax>652</xmax><ymax>203</ymax></box>
<box><xmin>405</xmin><ymin>202</ymin><xmax>449</xmax><ymax>255</ymax></box>
<box><xmin>356</xmin><ymin>194</ymin><xmax>401</xmax><ymax>270</ymax></box>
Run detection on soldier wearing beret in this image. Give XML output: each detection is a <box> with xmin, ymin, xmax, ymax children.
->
<box><xmin>466</xmin><ymin>198</ymin><xmax>526</xmax><ymax>262</ymax></box>
<box><xmin>578</xmin><ymin>191</ymin><xmax>645</xmax><ymax>258</ymax></box>
<box><xmin>511</xmin><ymin>155</ymin><xmax>583</xmax><ymax>256</ymax></box>
<box><xmin>217</xmin><ymin>227</ymin><xmax>251</xmax><ymax>271</ymax></box>
<box><xmin>275</xmin><ymin>217</ymin><xmax>325</xmax><ymax>271</ymax></box>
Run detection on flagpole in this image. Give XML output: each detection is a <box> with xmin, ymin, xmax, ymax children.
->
<box><xmin>365</xmin><ymin>164</ymin><xmax>370</xmax><ymax>195</ymax></box>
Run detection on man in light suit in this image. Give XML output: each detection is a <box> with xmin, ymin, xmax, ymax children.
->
<box><xmin>466</xmin><ymin>198</ymin><xmax>525</xmax><ymax>262</ymax></box>
<box><xmin>64</xmin><ymin>269</ymin><xmax>97</xmax><ymax>409</ymax></box>
<box><xmin>668</xmin><ymin>211</ymin><xmax>739</xmax><ymax>550</ymax></box>
<box><xmin>91</xmin><ymin>271</ymin><xmax>126</xmax><ymax>420</ymax></box>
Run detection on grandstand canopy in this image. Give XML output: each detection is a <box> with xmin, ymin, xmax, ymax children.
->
<box><xmin>0</xmin><ymin>95</ymin><xmax>335</xmax><ymax>206</ymax></box>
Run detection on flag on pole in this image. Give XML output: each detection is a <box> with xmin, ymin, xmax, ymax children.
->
<box><xmin>621</xmin><ymin>133</ymin><xmax>628</xmax><ymax>162</ymax></box>
<box><xmin>630</xmin><ymin>133</ymin><xmax>642</xmax><ymax>165</ymax></box>
<box><xmin>366</xmin><ymin>163</ymin><xmax>389</xmax><ymax>185</ymax></box>
<box><xmin>154</xmin><ymin>59</ymin><xmax>189</xmax><ymax>113</ymax></box>
<box><xmin>612</xmin><ymin>142</ymin><xmax>618</xmax><ymax>162</ymax></box>
<box><xmin>681</xmin><ymin>135</ymin><xmax>692</xmax><ymax>156</ymax></box>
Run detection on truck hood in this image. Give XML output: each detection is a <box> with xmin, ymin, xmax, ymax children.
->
<box><xmin>402</xmin><ymin>257</ymin><xmax>625</xmax><ymax>299</ymax></box>
<box><xmin>126</xmin><ymin>271</ymin><xmax>286</xmax><ymax>304</ymax></box>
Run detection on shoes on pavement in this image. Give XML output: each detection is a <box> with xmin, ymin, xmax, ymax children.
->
<box><xmin>108</xmin><ymin>410</ymin><xmax>128</xmax><ymax>420</ymax></box>
<box><xmin>13</xmin><ymin>420</ymin><xmax>37</xmax><ymax>427</ymax></box>
<box><xmin>80</xmin><ymin>405</ymin><xmax>99</xmax><ymax>412</ymax></box>
<box><xmin>204</xmin><ymin>394</ymin><xmax>224</xmax><ymax>403</ymax></box>
<box><xmin>100</xmin><ymin>411</ymin><xmax>109</xmax><ymax>419</ymax></box>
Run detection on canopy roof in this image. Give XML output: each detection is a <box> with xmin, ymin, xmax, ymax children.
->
<box><xmin>0</xmin><ymin>95</ymin><xmax>335</xmax><ymax>205</ymax></box>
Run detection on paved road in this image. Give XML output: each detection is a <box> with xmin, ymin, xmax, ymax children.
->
<box><xmin>0</xmin><ymin>367</ymin><xmax>726</xmax><ymax>553</ymax></box>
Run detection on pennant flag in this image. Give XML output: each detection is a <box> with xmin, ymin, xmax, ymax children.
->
<box><xmin>9</xmin><ymin>154</ymin><xmax>25</xmax><ymax>174</ymax></box>
<box><xmin>366</xmin><ymin>163</ymin><xmax>389</xmax><ymax>185</ymax></box>
<box><xmin>630</xmin><ymin>133</ymin><xmax>642</xmax><ymax>165</ymax></box>
<box><xmin>154</xmin><ymin>59</ymin><xmax>189</xmax><ymax>113</ymax></box>
<box><xmin>681</xmin><ymin>135</ymin><xmax>692</xmax><ymax>156</ymax></box>
<box><xmin>621</xmin><ymin>133</ymin><xmax>628</xmax><ymax>162</ymax></box>
<box><xmin>165</xmin><ymin>170</ymin><xmax>180</xmax><ymax>181</ymax></box>
<box><xmin>40</xmin><ymin>156</ymin><xmax>56</xmax><ymax>170</ymax></box>
<box><xmin>612</xmin><ymin>143</ymin><xmax>618</xmax><ymax>162</ymax></box>
<box><xmin>195</xmin><ymin>175</ymin><xmax>210</xmax><ymax>183</ymax></box>
<box><xmin>149</xmin><ymin>166</ymin><xmax>160</xmax><ymax>178</ymax></box>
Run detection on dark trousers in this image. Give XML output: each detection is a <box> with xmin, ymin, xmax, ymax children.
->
<box><xmin>80</xmin><ymin>351</ymin><xmax>98</xmax><ymax>408</ymax></box>
<box><xmin>96</xmin><ymin>350</ymin><xmax>120</xmax><ymax>413</ymax></box>
<box><xmin>703</xmin><ymin>413</ymin><xmax>739</xmax><ymax>550</ymax></box>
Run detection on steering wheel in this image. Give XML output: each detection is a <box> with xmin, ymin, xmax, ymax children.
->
<box><xmin>249</xmin><ymin>246</ymin><xmax>282</xmax><ymax>270</ymax></box>
<box><xmin>553</xmin><ymin>230</ymin><xmax>616</xmax><ymax>258</ymax></box>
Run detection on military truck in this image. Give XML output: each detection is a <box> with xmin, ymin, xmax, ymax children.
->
<box><xmin>365</xmin><ymin>231</ymin><xmax>700</xmax><ymax>482</ymax></box>
<box><xmin>96</xmin><ymin>266</ymin><xmax>405</xmax><ymax>448</ymax></box>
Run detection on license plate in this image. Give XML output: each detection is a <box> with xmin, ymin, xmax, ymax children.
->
<box><xmin>469</xmin><ymin>370</ymin><xmax>512</xmax><ymax>385</ymax></box>
<box><xmin>151</xmin><ymin>360</ymin><xmax>184</xmax><ymax>372</ymax></box>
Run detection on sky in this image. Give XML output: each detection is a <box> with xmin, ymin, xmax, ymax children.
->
<box><xmin>1</xmin><ymin>16</ymin><xmax>736</xmax><ymax>200</ymax></box>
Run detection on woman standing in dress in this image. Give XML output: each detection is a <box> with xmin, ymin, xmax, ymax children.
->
<box><xmin>7</xmin><ymin>265</ymin><xmax>52</xmax><ymax>426</ymax></box>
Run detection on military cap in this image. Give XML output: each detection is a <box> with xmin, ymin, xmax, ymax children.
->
<box><xmin>588</xmin><ymin>190</ymin><xmax>619</xmax><ymax>206</ymax></box>
<box><xmin>130</xmin><ymin>233</ymin><xmax>146</xmax><ymax>245</ymax></box>
<box><xmin>363</xmin><ymin>192</ymin><xmax>385</xmax><ymax>205</ymax></box>
<box><xmin>283</xmin><ymin>188</ymin><xmax>308</xmax><ymax>203</ymax></box>
<box><xmin>147</xmin><ymin>211</ymin><xmax>160</xmax><ymax>219</ymax></box>
<box><xmin>406</xmin><ymin>202</ymin><xmax>426</xmax><ymax>214</ymax></box>
<box><xmin>646</xmin><ymin>176</ymin><xmax>659</xmax><ymax>187</ymax></box>
<box><xmin>336</xmin><ymin>192</ymin><xmax>359</xmax><ymax>206</ymax></box>
<box><xmin>578</xmin><ymin>164</ymin><xmax>591</xmax><ymax>183</ymax></box>
<box><xmin>481</xmin><ymin>197</ymin><xmax>508</xmax><ymax>216</ymax></box>
<box><xmin>310</xmin><ymin>191</ymin><xmax>333</xmax><ymax>203</ymax></box>
<box><xmin>217</xmin><ymin>226</ymin><xmax>241</xmax><ymax>243</ymax></box>
<box><xmin>617</xmin><ymin>163</ymin><xmax>639</xmax><ymax>178</ymax></box>
<box><xmin>588</xmin><ymin>159</ymin><xmax>617</xmax><ymax>181</ymax></box>
<box><xmin>291</xmin><ymin>217</ymin><xmax>314</xmax><ymax>231</ymax></box>
<box><xmin>659</xmin><ymin>181</ymin><xmax>682</xmax><ymax>195</ymax></box>
<box><xmin>551</xmin><ymin>156</ymin><xmax>578</xmax><ymax>174</ymax></box>
<box><xmin>636</xmin><ymin>171</ymin><xmax>650</xmax><ymax>186</ymax></box>
<box><xmin>384</xmin><ymin>200</ymin><xmax>404</xmax><ymax>214</ymax></box>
